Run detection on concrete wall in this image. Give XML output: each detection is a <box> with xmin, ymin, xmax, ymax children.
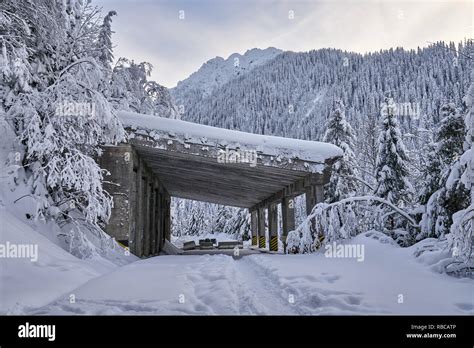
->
<box><xmin>99</xmin><ymin>144</ymin><xmax>170</xmax><ymax>257</ymax></box>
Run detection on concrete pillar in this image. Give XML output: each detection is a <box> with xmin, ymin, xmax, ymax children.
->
<box><xmin>100</xmin><ymin>145</ymin><xmax>172</xmax><ymax>257</ymax></box>
<box><xmin>144</xmin><ymin>178</ymin><xmax>151</xmax><ymax>257</ymax></box>
<box><xmin>155</xmin><ymin>191</ymin><xmax>160</xmax><ymax>253</ymax></box>
<box><xmin>305</xmin><ymin>184</ymin><xmax>324</xmax><ymax>217</ymax></box>
<box><xmin>158</xmin><ymin>192</ymin><xmax>164</xmax><ymax>250</ymax></box>
<box><xmin>268</xmin><ymin>202</ymin><xmax>278</xmax><ymax>252</ymax></box>
<box><xmin>129</xmin><ymin>164</ymin><xmax>138</xmax><ymax>254</ymax></box>
<box><xmin>134</xmin><ymin>160</ymin><xmax>144</xmax><ymax>257</ymax></box>
<box><xmin>250</xmin><ymin>209</ymin><xmax>258</xmax><ymax>246</ymax></box>
<box><xmin>281</xmin><ymin>196</ymin><xmax>295</xmax><ymax>252</ymax></box>
<box><xmin>257</xmin><ymin>207</ymin><xmax>266</xmax><ymax>249</ymax></box>
<box><xmin>98</xmin><ymin>145</ymin><xmax>135</xmax><ymax>247</ymax></box>
<box><xmin>164</xmin><ymin>194</ymin><xmax>171</xmax><ymax>241</ymax></box>
<box><xmin>149</xmin><ymin>184</ymin><xmax>157</xmax><ymax>255</ymax></box>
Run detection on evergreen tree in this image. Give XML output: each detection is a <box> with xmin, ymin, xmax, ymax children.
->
<box><xmin>1</xmin><ymin>0</ymin><xmax>125</xmax><ymax>226</ymax></box>
<box><xmin>97</xmin><ymin>11</ymin><xmax>117</xmax><ymax>71</ymax></box>
<box><xmin>420</xmin><ymin>103</ymin><xmax>468</xmax><ymax>237</ymax></box>
<box><xmin>323</xmin><ymin>100</ymin><xmax>359</xmax><ymax>202</ymax></box>
<box><xmin>374</xmin><ymin>95</ymin><xmax>412</xmax><ymax>206</ymax></box>
<box><xmin>418</xmin><ymin>141</ymin><xmax>443</xmax><ymax>205</ymax></box>
<box><xmin>448</xmin><ymin>68</ymin><xmax>473</xmax><ymax>263</ymax></box>
<box><xmin>436</xmin><ymin>103</ymin><xmax>465</xmax><ymax>167</ymax></box>
<box><xmin>109</xmin><ymin>58</ymin><xmax>179</xmax><ymax>118</ymax></box>
<box><xmin>214</xmin><ymin>206</ymin><xmax>233</xmax><ymax>233</ymax></box>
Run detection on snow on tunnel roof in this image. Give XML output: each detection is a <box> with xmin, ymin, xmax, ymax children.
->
<box><xmin>118</xmin><ymin>111</ymin><xmax>343</xmax><ymax>163</ymax></box>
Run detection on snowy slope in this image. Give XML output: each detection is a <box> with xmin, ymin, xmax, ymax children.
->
<box><xmin>0</xmin><ymin>209</ymin><xmax>120</xmax><ymax>313</ymax></box>
<box><xmin>171</xmin><ymin>47</ymin><xmax>282</xmax><ymax>102</ymax></box>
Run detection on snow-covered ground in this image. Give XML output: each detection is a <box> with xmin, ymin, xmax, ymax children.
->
<box><xmin>4</xmin><ymin>230</ymin><xmax>471</xmax><ymax>315</ymax></box>
<box><xmin>0</xmin><ymin>209</ymin><xmax>124</xmax><ymax>313</ymax></box>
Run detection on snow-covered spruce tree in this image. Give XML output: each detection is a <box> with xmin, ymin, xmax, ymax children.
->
<box><xmin>213</xmin><ymin>206</ymin><xmax>234</xmax><ymax>233</ymax></box>
<box><xmin>418</xmin><ymin>142</ymin><xmax>443</xmax><ymax>206</ymax></box>
<box><xmin>2</xmin><ymin>0</ymin><xmax>124</xmax><ymax>227</ymax></box>
<box><xmin>96</xmin><ymin>11</ymin><xmax>117</xmax><ymax>71</ymax></box>
<box><xmin>186</xmin><ymin>203</ymin><xmax>205</xmax><ymax>236</ymax></box>
<box><xmin>221</xmin><ymin>208</ymin><xmax>251</xmax><ymax>239</ymax></box>
<box><xmin>447</xmin><ymin>68</ymin><xmax>473</xmax><ymax>267</ymax></box>
<box><xmin>109</xmin><ymin>58</ymin><xmax>179</xmax><ymax>118</ymax></box>
<box><xmin>419</xmin><ymin>103</ymin><xmax>468</xmax><ymax>238</ymax></box>
<box><xmin>374</xmin><ymin>96</ymin><xmax>412</xmax><ymax>206</ymax></box>
<box><xmin>373</xmin><ymin>95</ymin><xmax>414</xmax><ymax>243</ymax></box>
<box><xmin>323</xmin><ymin>100</ymin><xmax>359</xmax><ymax>203</ymax></box>
<box><xmin>436</xmin><ymin>103</ymin><xmax>466</xmax><ymax>167</ymax></box>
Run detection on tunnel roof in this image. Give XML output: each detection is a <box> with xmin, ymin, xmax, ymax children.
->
<box><xmin>116</xmin><ymin>111</ymin><xmax>342</xmax><ymax>208</ymax></box>
<box><xmin>119</xmin><ymin>111</ymin><xmax>342</xmax><ymax>163</ymax></box>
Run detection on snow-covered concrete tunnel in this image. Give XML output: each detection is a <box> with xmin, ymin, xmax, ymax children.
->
<box><xmin>99</xmin><ymin>111</ymin><xmax>343</xmax><ymax>257</ymax></box>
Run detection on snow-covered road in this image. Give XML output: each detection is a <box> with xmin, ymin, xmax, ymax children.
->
<box><xmin>22</xmin><ymin>233</ymin><xmax>474</xmax><ymax>315</ymax></box>
<box><xmin>26</xmin><ymin>254</ymin><xmax>301</xmax><ymax>315</ymax></box>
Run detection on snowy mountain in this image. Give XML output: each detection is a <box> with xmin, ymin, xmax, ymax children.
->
<box><xmin>171</xmin><ymin>47</ymin><xmax>282</xmax><ymax>105</ymax></box>
<box><xmin>174</xmin><ymin>43</ymin><xmax>469</xmax><ymax>140</ymax></box>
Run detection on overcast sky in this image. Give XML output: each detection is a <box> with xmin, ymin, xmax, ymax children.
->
<box><xmin>95</xmin><ymin>0</ymin><xmax>473</xmax><ymax>88</ymax></box>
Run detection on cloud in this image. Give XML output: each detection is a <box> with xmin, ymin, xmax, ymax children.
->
<box><xmin>95</xmin><ymin>0</ymin><xmax>472</xmax><ymax>88</ymax></box>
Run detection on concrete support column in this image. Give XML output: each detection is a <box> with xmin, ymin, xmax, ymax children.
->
<box><xmin>281</xmin><ymin>196</ymin><xmax>295</xmax><ymax>252</ymax></box>
<box><xmin>164</xmin><ymin>194</ymin><xmax>171</xmax><ymax>242</ymax></box>
<box><xmin>155</xmin><ymin>189</ymin><xmax>161</xmax><ymax>254</ymax></box>
<box><xmin>144</xmin><ymin>178</ymin><xmax>151</xmax><ymax>257</ymax></box>
<box><xmin>250</xmin><ymin>209</ymin><xmax>258</xmax><ymax>246</ymax></box>
<box><xmin>305</xmin><ymin>184</ymin><xmax>324</xmax><ymax>217</ymax></box>
<box><xmin>158</xmin><ymin>192</ymin><xmax>164</xmax><ymax>250</ymax></box>
<box><xmin>149</xmin><ymin>184</ymin><xmax>157</xmax><ymax>255</ymax></box>
<box><xmin>257</xmin><ymin>207</ymin><xmax>266</xmax><ymax>249</ymax></box>
<box><xmin>134</xmin><ymin>160</ymin><xmax>144</xmax><ymax>257</ymax></box>
<box><xmin>155</xmin><ymin>192</ymin><xmax>161</xmax><ymax>251</ymax></box>
<box><xmin>268</xmin><ymin>202</ymin><xmax>278</xmax><ymax>252</ymax></box>
<box><xmin>129</xmin><ymin>165</ymin><xmax>137</xmax><ymax>254</ymax></box>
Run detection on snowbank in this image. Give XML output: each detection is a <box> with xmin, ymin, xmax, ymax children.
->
<box><xmin>0</xmin><ymin>209</ymin><xmax>121</xmax><ymax>313</ymax></box>
<box><xmin>119</xmin><ymin>111</ymin><xmax>343</xmax><ymax>163</ymax></box>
